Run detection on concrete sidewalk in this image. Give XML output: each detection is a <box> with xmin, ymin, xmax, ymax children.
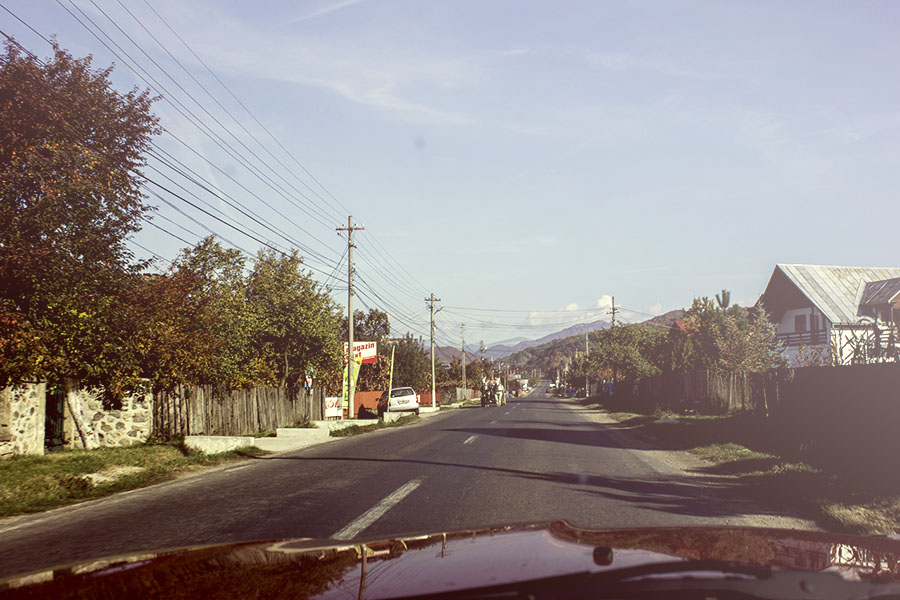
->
<box><xmin>185</xmin><ymin>405</ymin><xmax>449</xmax><ymax>455</ymax></box>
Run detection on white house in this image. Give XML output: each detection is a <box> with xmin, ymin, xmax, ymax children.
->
<box><xmin>757</xmin><ymin>264</ymin><xmax>900</xmax><ymax>366</ymax></box>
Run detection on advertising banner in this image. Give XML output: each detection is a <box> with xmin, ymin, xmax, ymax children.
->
<box><xmin>343</xmin><ymin>341</ymin><xmax>378</xmax><ymax>364</ymax></box>
<box><xmin>341</xmin><ymin>356</ymin><xmax>363</xmax><ymax>411</ymax></box>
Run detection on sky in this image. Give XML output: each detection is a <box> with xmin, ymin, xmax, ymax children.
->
<box><xmin>3</xmin><ymin>0</ymin><xmax>899</xmax><ymax>346</ymax></box>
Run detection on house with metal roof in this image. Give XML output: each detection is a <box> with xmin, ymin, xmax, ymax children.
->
<box><xmin>757</xmin><ymin>264</ymin><xmax>900</xmax><ymax>366</ymax></box>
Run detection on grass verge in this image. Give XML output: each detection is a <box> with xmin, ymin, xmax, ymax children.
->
<box><xmin>590</xmin><ymin>400</ymin><xmax>900</xmax><ymax>535</ymax></box>
<box><xmin>0</xmin><ymin>441</ymin><xmax>267</xmax><ymax>518</ymax></box>
<box><xmin>329</xmin><ymin>414</ymin><xmax>419</xmax><ymax>437</ymax></box>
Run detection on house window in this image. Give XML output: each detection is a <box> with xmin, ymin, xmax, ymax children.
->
<box><xmin>810</xmin><ymin>313</ymin><xmax>819</xmax><ymax>330</ymax></box>
<box><xmin>794</xmin><ymin>314</ymin><xmax>807</xmax><ymax>332</ymax></box>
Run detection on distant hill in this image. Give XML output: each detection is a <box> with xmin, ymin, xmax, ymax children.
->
<box><xmin>433</xmin><ymin>319</ymin><xmax>610</xmax><ymax>365</ymax></box>
<box><xmin>639</xmin><ymin>309</ymin><xmax>685</xmax><ymax>330</ymax></box>
<box><xmin>433</xmin><ymin>346</ymin><xmax>480</xmax><ymax>365</ymax></box>
<box><xmin>500</xmin><ymin>310</ymin><xmax>687</xmax><ymax>370</ymax></box>
<box><xmin>484</xmin><ymin>319</ymin><xmax>610</xmax><ymax>359</ymax></box>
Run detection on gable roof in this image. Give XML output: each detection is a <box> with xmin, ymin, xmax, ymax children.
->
<box><xmin>860</xmin><ymin>277</ymin><xmax>900</xmax><ymax>307</ymax></box>
<box><xmin>771</xmin><ymin>264</ymin><xmax>900</xmax><ymax>324</ymax></box>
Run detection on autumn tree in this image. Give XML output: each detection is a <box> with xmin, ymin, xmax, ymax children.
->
<box><xmin>669</xmin><ymin>293</ymin><xmax>784</xmax><ymax>373</ymax></box>
<box><xmin>0</xmin><ymin>41</ymin><xmax>159</xmax><ymax>388</ymax></box>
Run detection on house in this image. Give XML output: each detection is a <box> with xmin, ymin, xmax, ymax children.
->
<box><xmin>757</xmin><ymin>264</ymin><xmax>900</xmax><ymax>366</ymax></box>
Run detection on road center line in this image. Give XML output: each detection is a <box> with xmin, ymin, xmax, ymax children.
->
<box><xmin>463</xmin><ymin>435</ymin><xmax>478</xmax><ymax>445</ymax></box>
<box><xmin>332</xmin><ymin>478</ymin><xmax>424</xmax><ymax>540</ymax></box>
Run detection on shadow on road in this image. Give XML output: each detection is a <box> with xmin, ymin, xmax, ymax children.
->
<box><xmin>247</xmin><ymin>453</ymin><xmax>792</xmax><ymax>522</ymax></box>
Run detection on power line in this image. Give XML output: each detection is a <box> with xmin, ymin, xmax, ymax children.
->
<box><xmin>92</xmin><ymin>0</ymin><xmax>341</xmax><ymax>229</ymax></box>
<box><xmin>55</xmin><ymin>0</ymin><xmax>343</xmax><ymax>244</ymax></box>
<box><xmin>137</xmin><ymin>0</ymin><xmax>353</xmax><ymax>217</ymax></box>
<box><xmin>114</xmin><ymin>0</ymin><xmax>345</xmax><ymax>226</ymax></box>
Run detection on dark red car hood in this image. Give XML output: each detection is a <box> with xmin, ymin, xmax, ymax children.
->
<box><xmin>2</xmin><ymin>521</ymin><xmax>900</xmax><ymax>598</ymax></box>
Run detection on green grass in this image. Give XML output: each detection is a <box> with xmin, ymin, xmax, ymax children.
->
<box><xmin>329</xmin><ymin>414</ymin><xmax>419</xmax><ymax>437</ymax></box>
<box><xmin>0</xmin><ymin>441</ymin><xmax>267</xmax><ymax>518</ymax></box>
<box><xmin>592</xmin><ymin>400</ymin><xmax>900</xmax><ymax>535</ymax></box>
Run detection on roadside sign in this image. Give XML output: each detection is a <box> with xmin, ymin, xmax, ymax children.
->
<box><xmin>324</xmin><ymin>396</ymin><xmax>342</xmax><ymax>419</ymax></box>
<box><xmin>343</xmin><ymin>341</ymin><xmax>378</xmax><ymax>364</ymax></box>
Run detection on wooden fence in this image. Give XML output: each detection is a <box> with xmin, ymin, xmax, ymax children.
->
<box><xmin>608</xmin><ymin>363</ymin><xmax>900</xmax><ymax>475</ymax></box>
<box><xmin>152</xmin><ymin>384</ymin><xmax>324</xmax><ymax>440</ymax></box>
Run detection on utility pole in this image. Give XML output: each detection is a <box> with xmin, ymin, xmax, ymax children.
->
<box><xmin>461</xmin><ymin>324</ymin><xmax>467</xmax><ymax>400</ymax></box>
<box><xmin>585</xmin><ymin>332</ymin><xmax>589</xmax><ymax>356</ymax></box>
<box><xmin>388</xmin><ymin>341</ymin><xmax>397</xmax><ymax>394</ymax></box>
<box><xmin>608</xmin><ymin>296</ymin><xmax>618</xmax><ymax>327</ymax></box>
<box><xmin>426</xmin><ymin>293</ymin><xmax>442</xmax><ymax>408</ymax></box>
<box><xmin>337</xmin><ymin>216</ymin><xmax>364</xmax><ymax>418</ymax></box>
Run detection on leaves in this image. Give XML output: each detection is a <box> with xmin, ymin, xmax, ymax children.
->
<box><xmin>0</xmin><ymin>41</ymin><xmax>159</xmax><ymax>388</ymax></box>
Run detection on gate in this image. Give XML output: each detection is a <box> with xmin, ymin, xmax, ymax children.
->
<box><xmin>45</xmin><ymin>383</ymin><xmax>66</xmax><ymax>449</ymax></box>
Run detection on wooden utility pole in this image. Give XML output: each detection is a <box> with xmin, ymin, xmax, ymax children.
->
<box><xmin>461</xmin><ymin>324</ymin><xmax>467</xmax><ymax>399</ymax></box>
<box><xmin>426</xmin><ymin>293</ymin><xmax>442</xmax><ymax>407</ymax></box>
<box><xmin>608</xmin><ymin>296</ymin><xmax>618</xmax><ymax>327</ymax></box>
<box><xmin>337</xmin><ymin>216</ymin><xmax>364</xmax><ymax>418</ymax></box>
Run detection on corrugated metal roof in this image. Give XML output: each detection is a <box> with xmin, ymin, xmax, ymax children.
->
<box><xmin>860</xmin><ymin>277</ymin><xmax>900</xmax><ymax>306</ymax></box>
<box><xmin>777</xmin><ymin>264</ymin><xmax>900</xmax><ymax>323</ymax></box>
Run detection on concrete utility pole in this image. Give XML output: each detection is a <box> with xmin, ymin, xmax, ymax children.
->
<box><xmin>426</xmin><ymin>293</ymin><xmax>442</xmax><ymax>407</ymax></box>
<box><xmin>585</xmin><ymin>332</ymin><xmax>589</xmax><ymax>356</ymax></box>
<box><xmin>608</xmin><ymin>296</ymin><xmax>618</xmax><ymax>327</ymax></box>
<box><xmin>461</xmin><ymin>324</ymin><xmax>467</xmax><ymax>399</ymax></box>
<box><xmin>337</xmin><ymin>216</ymin><xmax>364</xmax><ymax>418</ymax></box>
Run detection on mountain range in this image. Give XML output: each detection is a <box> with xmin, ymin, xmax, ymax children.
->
<box><xmin>432</xmin><ymin>310</ymin><xmax>686</xmax><ymax>366</ymax></box>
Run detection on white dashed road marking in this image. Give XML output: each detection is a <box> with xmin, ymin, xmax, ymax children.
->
<box><xmin>332</xmin><ymin>478</ymin><xmax>424</xmax><ymax>540</ymax></box>
<box><xmin>463</xmin><ymin>435</ymin><xmax>478</xmax><ymax>445</ymax></box>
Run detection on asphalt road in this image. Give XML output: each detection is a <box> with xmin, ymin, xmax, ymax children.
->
<box><xmin>0</xmin><ymin>382</ymin><xmax>813</xmax><ymax>579</ymax></box>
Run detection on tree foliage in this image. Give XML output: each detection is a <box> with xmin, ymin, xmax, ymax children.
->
<box><xmin>0</xmin><ymin>41</ymin><xmax>159</xmax><ymax>387</ymax></box>
<box><xmin>249</xmin><ymin>248</ymin><xmax>342</xmax><ymax>389</ymax></box>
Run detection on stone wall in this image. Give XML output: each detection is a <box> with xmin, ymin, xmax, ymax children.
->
<box><xmin>64</xmin><ymin>383</ymin><xmax>152</xmax><ymax>449</ymax></box>
<box><xmin>0</xmin><ymin>383</ymin><xmax>46</xmax><ymax>457</ymax></box>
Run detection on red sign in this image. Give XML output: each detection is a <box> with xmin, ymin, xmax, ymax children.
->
<box><xmin>344</xmin><ymin>341</ymin><xmax>377</xmax><ymax>364</ymax></box>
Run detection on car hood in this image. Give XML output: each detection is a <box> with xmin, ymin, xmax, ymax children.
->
<box><xmin>2</xmin><ymin>521</ymin><xmax>899</xmax><ymax>599</ymax></box>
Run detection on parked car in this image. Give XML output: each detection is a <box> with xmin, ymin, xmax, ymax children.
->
<box><xmin>377</xmin><ymin>387</ymin><xmax>420</xmax><ymax>416</ymax></box>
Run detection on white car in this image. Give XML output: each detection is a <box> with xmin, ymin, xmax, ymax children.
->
<box><xmin>377</xmin><ymin>387</ymin><xmax>420</xmax><ymax>416</ymax></box>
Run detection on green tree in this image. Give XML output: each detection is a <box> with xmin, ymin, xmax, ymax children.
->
<box><xmin>391</xmin><ymin>334</ymin><xmax>430</xmax><ymax>392</ymax></box>
<box><xmin>0</xmin><ymin>41</ymin><xmax>159</xmax><ymax>388</ymax></box>
<box><xmin>248</xmin><ymin>248</ymin><xmax>342</xmax><ymax>390</ymax></box>
<box><xmin>592</xmin><ymin>325</ymin><xmax>668</xmax><ymax>382</ymax></box>
<box><xmin>174</xmin><ymin>237</ymin><xmax>261</xmax><ymax>387</ymax></box>
<box><xmin>714</xmin><ymin>305</ymin><xmax>785</xmax><ymax>372</ymax></box>
<box><xmin>128</xmin><ymin>269</ymin><xmax>222</xmax><ymax>390</ymax></box>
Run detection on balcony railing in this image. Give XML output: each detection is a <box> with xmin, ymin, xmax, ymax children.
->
<box><xmin>776</xmin><ymin>330</ymin><xmax>828</xmax><ymax>347</ymax></box>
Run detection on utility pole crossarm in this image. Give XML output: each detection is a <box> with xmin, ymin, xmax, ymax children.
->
<box><xmin>608</xmin><ymin>296</ymin><xmax>618</xmax><ymax>327</ymax></box>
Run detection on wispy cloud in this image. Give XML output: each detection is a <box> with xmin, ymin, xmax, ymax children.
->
<box><xmin>178</xmin><ymin>5</ymin><xmax>478</xmax><ymax>127</ymax></box>
<box><xmin>288</xmin><ymin>0</ymin><xmax>367</xmax><ymax>24</ymax></box>
<box><xmin>499</xmin><ymin>48</ymin><xmax>533</xmax><ymax>57</ymax></box>
<box><xmin>596</xmin><ymin>295</ymin><xmax>613</xmax><ymax>309</ymax></box>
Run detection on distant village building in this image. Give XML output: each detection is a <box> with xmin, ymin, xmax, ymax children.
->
<box><xmin>757</xmin><ymin>264</ymin><xmax>900</xmax><ymax>366</ymax></box>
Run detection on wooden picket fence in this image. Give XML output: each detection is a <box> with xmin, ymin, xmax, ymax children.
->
<box><xmin>152</xmin><ymin>384</ymin><xmax>324</xmax><ymax>440</ymax></box>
